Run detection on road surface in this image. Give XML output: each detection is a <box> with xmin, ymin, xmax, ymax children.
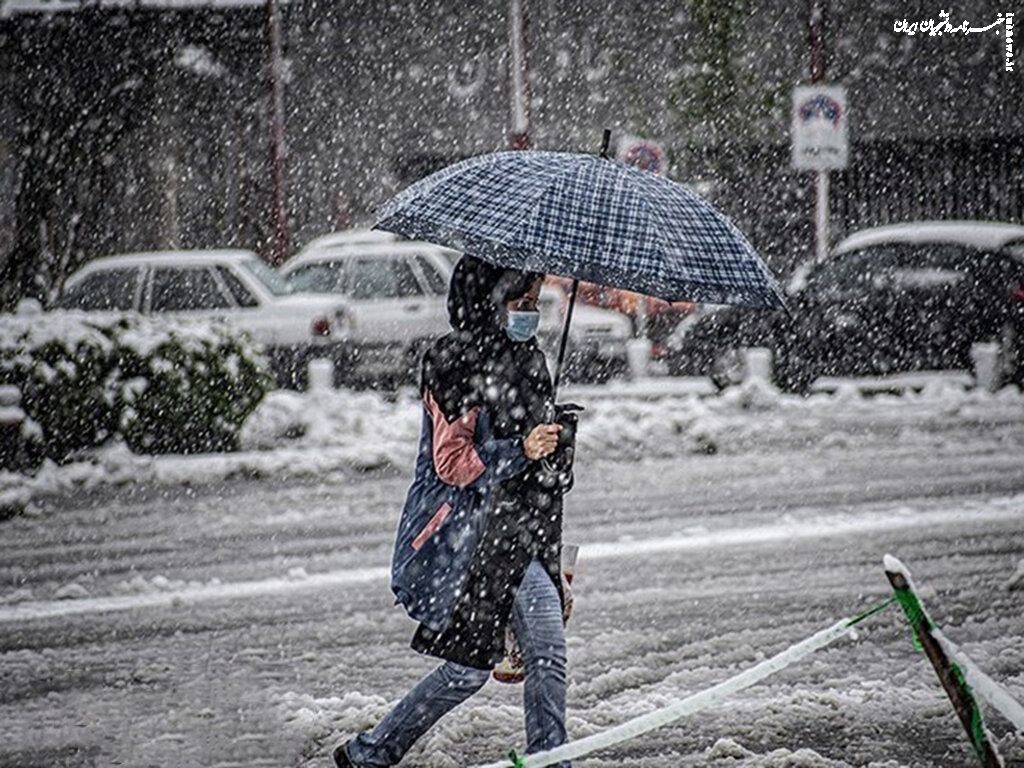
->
<box><xmin>1</xmin><ymin>405</ymin><xmax>1023</xmax><ymax>768</ymax></box>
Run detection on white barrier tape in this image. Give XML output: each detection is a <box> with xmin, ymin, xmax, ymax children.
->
<box><xmin>935</xmin><ymin>629</ymin><xmax>1024</xmax><ymax>733</ymax></box>
<box><xmin>473</xmin><ymin>614</ymin><xmax>861</xmax><ymax>768</ymax></box>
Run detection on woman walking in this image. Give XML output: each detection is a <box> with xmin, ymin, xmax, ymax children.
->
<box><xmin>333</xmin><ymin>255</ymin><xmax>576</xmax><ymax>768</ymax></box>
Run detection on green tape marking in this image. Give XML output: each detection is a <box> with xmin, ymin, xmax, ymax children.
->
<box><xmin>951</xmin><ymin>663</ymin><xmax>995</xmax><ymax>766</ymax></box>
<box><xmin>848</xmin><ymin>597</ymin><xmax>895</xmax><ymax>627</ymax></box>
<box><xmin>885</xmin><ymin>555</ymin><xmax>1003</xmax><ymax>767</ymax></box>
<box><xmin>890</xmin><ymin>583</ymin><xmax>933</xmax><ymax>651</ymax></box>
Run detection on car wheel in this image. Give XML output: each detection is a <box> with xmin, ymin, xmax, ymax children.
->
<box><xmin>324</xmin><ymin>344</ymin><xmax>355</xmax><ymax>389</ymax></box>
<box><xmin>268</xmin><ymin>347</ymin><xmax>308</xmax><ymax>391</ymax></box>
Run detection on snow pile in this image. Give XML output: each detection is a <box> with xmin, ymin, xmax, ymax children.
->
<box><xmin>0</xmin><ymin>308</ymin><xmax>116</xmax><ymax>351</ymax></box>
<box><xmin>276</xmin><ymin>690</ymin><xmax>396</xmax><ymax>763</ymax></box>
<box><xmin>701</xmin><ymin>739</ymin><xmax>900</xmax><ymax>767</ymax></box>
<box><xmin>53</xmin><ymin>583</ymin><xmax>90</xmax><ymax>600</ymax></box>
<box><xmin>1</xmin><ymin>377</ymin><xmax>1021</xmax><ymax>509</ymax></box>
<box><xmin>239</xmin><ymin>387</ymin><xmax>421</xmax><ymax>464</ymax></box>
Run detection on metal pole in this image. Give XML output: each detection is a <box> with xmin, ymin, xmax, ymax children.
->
<box><xmin>815</xmin><ymin>170</ymin><xmax>829</xmax><ymax>263</ymax></box>
<box><xmin>267</xmin><ymin>0</ymin><xmax>290</xmax><ymax>266</ymax></box>
<box><xmin>508</xmin><ymin>0</ymin><xmax>531</xmax><ymax>150</ymax></box>
<box><xmin>809</xmin><ymin>0</ymin><xmax>826</xmax><ymax>83</ymax></box>
<box><xmin>809</xmin><ymin>0</ymin><xmax>828</xmax><ymax>263</ymax></box>
<box><xmin>162</xmin><ymin>154</ymin><xmax>180</xmax><ymax>249</ymax></box>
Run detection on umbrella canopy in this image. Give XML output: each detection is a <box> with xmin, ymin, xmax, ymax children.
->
<box><xmin>375</xmin><ymin>150</ymin><xmax>786</xmax><ymax>310</ymax></box>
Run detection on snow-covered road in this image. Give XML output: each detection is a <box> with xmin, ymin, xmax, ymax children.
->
<box><xmin>1</xmin><ymin>496</ymin><xmax>1020</xmax><ymax>627</ymax></box>
<box><xmin>1</xmin><ymin>381</ymin><xmax>1023</xmax><ymax>768</ymax></box>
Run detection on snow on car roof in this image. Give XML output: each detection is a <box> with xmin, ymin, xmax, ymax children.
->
<box><xmin>297</xmin><ymin>229</ymin><xmax>397</xmax><ymax>252</ymax></box>
<box><xmin>77</xmin><ymin>249</ymin><xmax>260</xmax><ymax>268</ymax></box>
<box><xmin>283</xmin><ymin>239</ymin><xmax>458</xmax><ymax>271</ymax></box>
<box><xmin>833</xmin><ymin>221</ymin><xmax>1024</xmax><ymax>255</ymax></box>
<box><xmin>66</xmin><ymin>249</ymin><xmax>262</xmax><ymax>284</ymax></box>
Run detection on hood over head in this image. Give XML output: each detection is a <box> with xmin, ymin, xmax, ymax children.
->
<box><xmin>424</xmin><ymin>255</ymin><xmax>549</xmax><ymax>418</ymax></box>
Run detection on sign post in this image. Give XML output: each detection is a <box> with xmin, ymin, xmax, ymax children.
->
<box><xmin>266</xmin><ymin>0</ymin><xmax>289</xmax><ymax>266</ymax></box>
<box><xmin>884</xmin><ymin>556</ymin><xmax>1004</xmax><ymax>767</ymax></box>
<box><xmin>791</xmin><ymin>84</ymin><xmax>847</xmax><ymax>263</ymax></box>
<box><xmin>508</xmin><ymin>0</ymin><xmax>532</xmax><ymax>149</ymax></box>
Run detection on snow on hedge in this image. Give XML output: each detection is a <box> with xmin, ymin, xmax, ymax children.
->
<box><xmin>0</xmin><ymin>309</ymin><xmax>270</xmax><ymax>470</ymax></box>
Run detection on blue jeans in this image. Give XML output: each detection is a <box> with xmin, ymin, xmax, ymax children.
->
<box><xmin>346</xmin><ymin>559</ymin><xmax>569</xmax><ymax>767</ymax></box>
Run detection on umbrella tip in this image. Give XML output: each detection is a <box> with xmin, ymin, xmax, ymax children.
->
<box><xmin>600</xmin><ymin>129</ymin><xmax>611</xmax><ymax>159</ymax></box>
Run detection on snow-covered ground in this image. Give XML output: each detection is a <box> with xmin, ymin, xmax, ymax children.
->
<box><xmin>1</xmin><ymin>376</ymin><xmax>1023</xmax><ymax>768</ymax></box>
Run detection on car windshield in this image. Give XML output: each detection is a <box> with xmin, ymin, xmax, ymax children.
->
<box><xmin>806</xmin><ymin>243</ymin><xmax>982</xmax><ymax>295</ymax></box>
<box><xmin>287</xmin><ymin>262</ymin><xmax>347</xmax><ymax>293</ymax></box>
<box><xmin>241</xmin><ymin>258</ymin><xmax>294</xmax><ymax>296</ymax></box>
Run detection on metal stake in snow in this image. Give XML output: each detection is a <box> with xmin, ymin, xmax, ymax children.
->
<box><xmin>884</xmin><ymin>554</ymin><xmax>1005</xmax><ymax>768</ymax></box>
<box><xmin>474</xmin><ymin>601</ymin><xmax>893</xmax><ymax>768</ymax></box>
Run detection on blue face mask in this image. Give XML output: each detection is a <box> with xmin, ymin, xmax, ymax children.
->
<box><xmin>506</xmin><ymin>310</ymin><xmax>540</xmax><ymax>342</ymax></box>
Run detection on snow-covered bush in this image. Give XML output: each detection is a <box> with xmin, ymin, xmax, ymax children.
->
<box><xmin>0</xmin><ymin>313</ymin><xmax>271</xmax><ymax>462</ymax></box>
<box><xmin>117</xmin><ymin>321</ymin><xmax>270</xmax><ymax>454</ymax></box>
<box><xmin>116</xmin><ymin>322</ymin><xmax>270</xmax><ymax>454</ymax></box>
<box><xmin>0</xmin><ymin>315</ymin><xmax>120</xmax><ymax>462</ymax></box>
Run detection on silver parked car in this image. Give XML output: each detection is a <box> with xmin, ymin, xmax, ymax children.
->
<box><xmin>54</xmin><ymin>249</ymin><xmax>352</xmax><ymax>388</ymax></box>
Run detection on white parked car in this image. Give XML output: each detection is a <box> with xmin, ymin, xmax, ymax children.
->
<box><xmin>53</xmin><ymin>250</ymin><xmax>351</xmax><ymax>388</ymax></box>
<box><xmin>281</xmin><ymin>230</ymin><xmax>632</xmax><ymax>385</ymax></box>
<box><xmin>280</xmin><ymin>234</ymin><xmax>458</xmax><ymax>385</ymax></box>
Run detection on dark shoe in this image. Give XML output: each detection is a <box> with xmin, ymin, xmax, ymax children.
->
<box><xmin>332</xmin><ymin>742</ymin><xmax>354</xmax><ymax>768</ymax></box>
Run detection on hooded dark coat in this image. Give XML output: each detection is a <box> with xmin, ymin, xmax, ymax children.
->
<box><xmin>389</xmin><ymin>256</ymin><xmax>572</xmax><ymax>670</ymax></box>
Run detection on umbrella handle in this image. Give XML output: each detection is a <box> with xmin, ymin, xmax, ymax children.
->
<box><xmin>551</xmin><ymin>278</ymin><xmax>579</xmax><ymax>406</ymax></box>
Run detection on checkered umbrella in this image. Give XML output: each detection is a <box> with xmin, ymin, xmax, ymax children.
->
<box><xmin>375</xmin><ymin>150</ymin><xmax>786</xmax><ymax>310</ymax></box>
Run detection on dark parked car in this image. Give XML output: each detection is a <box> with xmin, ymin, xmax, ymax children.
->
<box><xmin>665</xmin><ymin>221</ymin><xmax>1024</xmax><ymax>392</ymax></box>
